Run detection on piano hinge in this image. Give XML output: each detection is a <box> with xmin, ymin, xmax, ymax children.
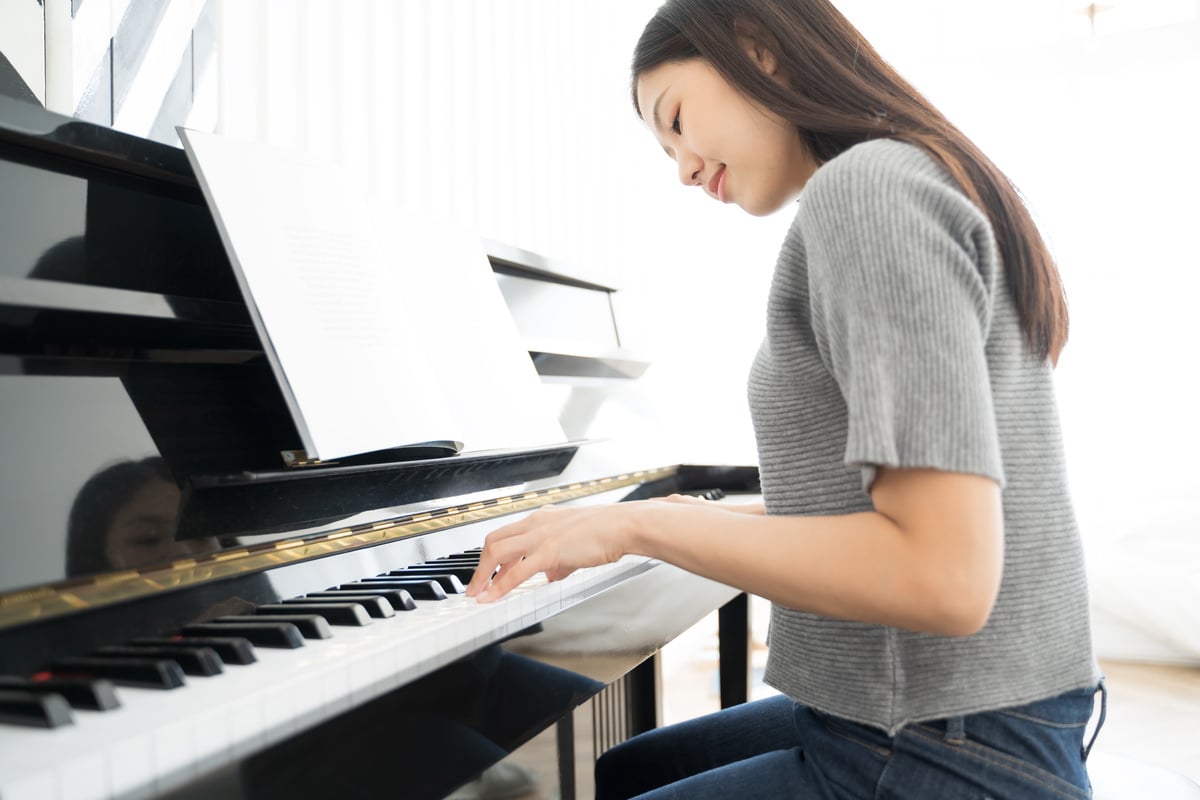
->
<box><xmin>281</xmin><ymin>449</ymin><xmax>328</xmax><ymax>467</ymax></box>
<box><xmin>0</xmin><ymin>586</ymin><xmax>56</xmax><ymax>608</ymax></box>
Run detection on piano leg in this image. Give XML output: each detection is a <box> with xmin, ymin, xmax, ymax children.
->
<box><xmin>626</xmin><ymin>655</ymin><xmax>662</xmax><ymax>738</ymax></box>
<box><xmin>719</xmin><ymin>592</ymin><xmax>752</xmax><ymax>709</ymax></box>
<box><xmin>556</xmin><ymin>714</ymin><xmax>576</xmax><ymax>800</ymax></box>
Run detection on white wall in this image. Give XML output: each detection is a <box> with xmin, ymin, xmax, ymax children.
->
<box><xmin>217</xmin><ymin>1</ymin><xmax>652</xmax><ymax>289</ymax></box>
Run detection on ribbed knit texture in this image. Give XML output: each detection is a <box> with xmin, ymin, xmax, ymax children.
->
<box><xmin>748</xmin><ymin>139</ymin><xmax>1099</xmax><ymax>735</ymax></box>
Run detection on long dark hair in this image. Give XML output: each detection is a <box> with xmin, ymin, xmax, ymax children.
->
<box><xmin>632</xmin><ymin>0</ymin><xmax>1068</xmax><ymax>363</ymax></box>
<box><xmin>66</xmin><ymin>457</ymin><xmax>174</xmax><ymax>576</ymax></box>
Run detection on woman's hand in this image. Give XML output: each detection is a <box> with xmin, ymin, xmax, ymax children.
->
<box><xmin>465</xmin><ymin>495</ymin><xmax>762</xmax><ymax>603</ymax></box>
<box><xmin>465</xmin><ymin>501</ymin><xmax>648</xmax><ymax>603</ymax></box>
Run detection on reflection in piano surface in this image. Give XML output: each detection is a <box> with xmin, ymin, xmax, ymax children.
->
<box><xmin>67</xmin><ymin>457</ymin><xmax>222</xmax><ymax>577</ymax></box>
<box><xmin>0</xmin><ymin>95</ymin><xmax>758</xmax><ymax>800</ymax></box>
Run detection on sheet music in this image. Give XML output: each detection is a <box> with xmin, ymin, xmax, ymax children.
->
<box><xmin>179</xmin><ymin>128</ymin><xmax>563</xmax><ymax>461</ymax></box>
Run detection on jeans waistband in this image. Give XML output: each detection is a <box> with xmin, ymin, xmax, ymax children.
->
<box><xmin>935</xmin><ymin>679</ymin><xmax>1108</xmax><ymax>760</ymax></box>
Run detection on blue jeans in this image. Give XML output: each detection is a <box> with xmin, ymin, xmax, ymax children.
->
<box><xmin>594</xmin><ymin>684</ymin><xmax>1106</xmax><ymax>799</ymax></box>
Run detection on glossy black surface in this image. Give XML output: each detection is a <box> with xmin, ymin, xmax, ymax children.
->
<box><xmin>0</xmin><ymin>97</ymin><xmax>273</xmax><ymax>592</ymax></box>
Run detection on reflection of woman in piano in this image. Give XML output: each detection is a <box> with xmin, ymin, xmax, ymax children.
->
<box><xmin>468</xmin><ymin>0</ymin><xmax>1103</xmax><ymax>798</ymax></box>
<box><xmin>66</xmin><ymin>457</ymin><xmax>219</xmax><ymax>575</ymax></box>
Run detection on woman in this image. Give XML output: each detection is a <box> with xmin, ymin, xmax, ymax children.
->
<box><xmin>467</xmin><ymin>0</ymin><xmax>1104</xmax><ymax>796</ymax></box>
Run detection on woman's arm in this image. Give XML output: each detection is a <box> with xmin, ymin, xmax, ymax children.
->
<box><xmin>662</xmin><ymin>494</ymin><xmax>766</xmax><ymax>515</ymax></box>
<box><xmin>466</xmin><ymin>467</ymin><xmax>1002</xmax><ymax>637</ymax></box>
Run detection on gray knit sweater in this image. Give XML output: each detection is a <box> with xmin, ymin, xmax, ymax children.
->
<box><xmin>747</xmin><ymin>139</ymin><xmax>1099</xmax><ymax>734</ymax></box>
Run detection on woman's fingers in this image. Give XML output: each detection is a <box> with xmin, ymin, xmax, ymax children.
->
<box><xmin>464</xmin><ymin>506</ymin><xmax>548</xmax><ymax>589</ymax></box>
<box><xmin>466</xmin><ymin>504</ymin><xmax>613</xmax><ymax>602</ymax></box>
<box><xmin>475</xmin><ymin>554</ymin><xmax>546</xmax><ymax>602</ymax></box>
<box><xmin>466</xmin><ymin>508</ymin><xmax>561</xmax><ymax>598</ymax></box>
<box><xmin>466</xmin><ymin>526</ymin><xmax>528</xmax><ymax>596</ymax></box>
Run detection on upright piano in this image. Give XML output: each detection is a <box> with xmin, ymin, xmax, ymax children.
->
<box><xmin>0</xmin><ymin>94</ymin><xmax>758</xmax><ymax>800</ymax></box>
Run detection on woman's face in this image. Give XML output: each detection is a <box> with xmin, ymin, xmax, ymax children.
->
<box><xmin>103</xmin><ymin>477</ymin><xmax>213</xmax><ymax>569</ymax></box>
<box><xmin>635</xmin><ymin>57</ymin><xmax>818</xmax><ymax>217</ymax></box>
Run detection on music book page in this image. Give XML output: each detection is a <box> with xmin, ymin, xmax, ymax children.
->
<box><xmin>179</xmin><ymin>128</ymin><xmax>563</xmax><ymax>461</ymax></box>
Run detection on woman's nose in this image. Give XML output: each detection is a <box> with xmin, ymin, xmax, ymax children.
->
<box><xmin>676</xmin><ymin>149</ymin><xmax>703</xmax><ymax>187</ymax></box>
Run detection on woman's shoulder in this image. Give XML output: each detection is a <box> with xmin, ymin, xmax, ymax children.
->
<box><xmin>807</xmin><ymin>138</ymin><xmax>944</xmax><ymax>196</ymax></box>
<box><xmin>797</xmin><ymin>138</ymin><xmax>985</xmax><ymax>233</ymax></box>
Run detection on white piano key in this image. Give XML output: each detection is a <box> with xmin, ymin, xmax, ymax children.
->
<box><xmin>190</xmin><ymin>705</ymin><xmax>231</xmax><ymax>774</ymax></box>
<box><xmin>324</xmin><ymin>659</ymin><xmax>355</xmax><ymax>718</ymax></box>
<box><xmin>108</xmin><ymin>732</ymin><xmax>154</xmax><ymax>800</ymax></box>
<box><xmin>227</xmin><ymin>693</ymin><xmax>265</xmax><ymax>759</ymax></box>
<box><xmin>58</xmin><ymin>750</ymin><xmax>108</xmax><ymax>800</ymax></box>
<box><xmin>148</xmin><ymin>719</ymin><xmax>194</xmax><ymax>794</ymax></box>
<box><xmin>0</xmin><ymin>771</ymin><xmax>55</xmax><ymax>800</ymax></box>
<box><xmin>346</xmin><ymin>645</ymin><xmax>375</xmax><ymax>706</ymax></box>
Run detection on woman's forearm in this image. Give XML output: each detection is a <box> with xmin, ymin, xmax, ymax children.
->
<box><xmin>632</xmin><ymin>472</ymin><xmax>1002</xmax><ymax>637</ymax></box>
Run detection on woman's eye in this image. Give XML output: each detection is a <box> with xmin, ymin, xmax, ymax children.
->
<box><xmin>671</xmin><ymin>112</ymin><xmax>681</xmax><ymax>135</ymax></box>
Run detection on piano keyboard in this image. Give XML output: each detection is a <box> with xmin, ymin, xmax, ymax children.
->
<box><xmin>0</xmin><ymin>543</ymin><xmax>659</xmax><ymax>800</ymax></box>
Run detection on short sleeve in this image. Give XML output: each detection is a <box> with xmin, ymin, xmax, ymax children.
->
<box><xmin>799</xmin><ymin>141</ymin><xmax>1005</xmax><ymax>492</ymax></box>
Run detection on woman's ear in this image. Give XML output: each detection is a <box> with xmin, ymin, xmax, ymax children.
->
<box><xmin>740</xmin><ymin>36</ymin><xmax>779</xmax><ymax>77</ymax></box>
<box><xmin>734</xmin><ymin>22</ymin><xmax>785</xmax><ymax>84</ymax></box>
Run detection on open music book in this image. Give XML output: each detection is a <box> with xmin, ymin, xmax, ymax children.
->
<box><xmin>179</xmin><ymin>128</ymin><xmax>564</xmax><ymax>462</ymax></box>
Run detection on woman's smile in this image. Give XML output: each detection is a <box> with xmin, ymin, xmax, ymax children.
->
<box><xmin>707</xmin><ymin>165</ymin><xmax>728</xmax><ymax>203</ymax></box>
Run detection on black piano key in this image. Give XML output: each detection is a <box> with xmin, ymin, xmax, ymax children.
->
<box><xmin>95</xmin><ymin>645</ymin><xmax>224</xmax><ymax>676</ymax></box>
<box><xmin>362</xmin><ymin>575</ymin><xmax>460</xmax><ymax>594</ymax></box>
<box><xmin>132</xmin><ymin>636</ymin><xmax>258</xmax><ymax>665</ymax></box>
<box><xmin>254</xmin><ymin>603</ymin><xmax>372</xmax><ymax>627</ymax></box>
<box><xmin>304</xmin><ymin>590</ymin><xmax>416</xmax><ymax>612</ymax></box>
<box><xmin>338</xmin><ymin>580</ymin><xmax>447</xmax><ymax>600</ymax></box>
<box><xmin>209</xmin><ymin>614</ymin><xmax>332</xmax><ymax>640</ymax></box>
<box><xmin>419</xmin><ymin>564</ymin><xmax>479</xmax><ymax>574</ymax></box>
<box><xmin>48</xmin><ymin>657</ymin><xmax>186</xmax><ymax>690</ymax></box>
<box><xmin>385</xmin><ymin>567</ymin><xmax>473</xmax><ymax>586</ymax></box>
<box><xmin>376</xmin><ymin>572</ymin><xmax>465</xmax><ymax>593</ymax></box>
<box><xmin>0</xmin><ymin>676</ymin><xmax>119</xmax><ymax>711</ymax></box>
<box><xmin>433</xmin><ymin>556</ymin><xmax>482</xmax><ymax>565</ymax></box>
<box><xmin>182</xmin><ymin>623</ymin><xmax>305</xmax><ymax>650</ymax></box>
<box><xmin>286</xmin><ymin>595</ymin><xmax>394</xmax><ymax>618</ymax></box>
<box><xmin>0</xmin><ymin>690</ymin><xmax>74</xmax><ymax>728</ymax></box>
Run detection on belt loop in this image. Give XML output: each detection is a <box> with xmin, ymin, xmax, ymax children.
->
<box><xmin>1082</xmin><ymin>678</ymin><xmax>1108</xmax><ymax>761</ymax></box>
<box><xmin>944</xmin><ymin>715</ymin><xmax>965</xmax><ymax>743</ymax></box>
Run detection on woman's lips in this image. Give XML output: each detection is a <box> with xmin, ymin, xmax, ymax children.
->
<box><xmin>708</xmin><ymin>166</ymin><xmax>728</xmax><ymax>203</ymax></box>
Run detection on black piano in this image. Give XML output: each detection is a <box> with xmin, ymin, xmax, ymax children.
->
<box><xmin>0</xmin><ymin>94</ymin><xmax>759</xmax><ymax>800</ymax></box>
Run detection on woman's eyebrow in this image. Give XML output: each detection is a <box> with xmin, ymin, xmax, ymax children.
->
<box><xmin>651</xmin><ymin>89</ymin><xmax>669</xmax><ymax>134</ymax></box>
<box><xmin>650</xmin><ymin>90</ymin><xmax>675</xmax><ymax>159</ymax></box>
